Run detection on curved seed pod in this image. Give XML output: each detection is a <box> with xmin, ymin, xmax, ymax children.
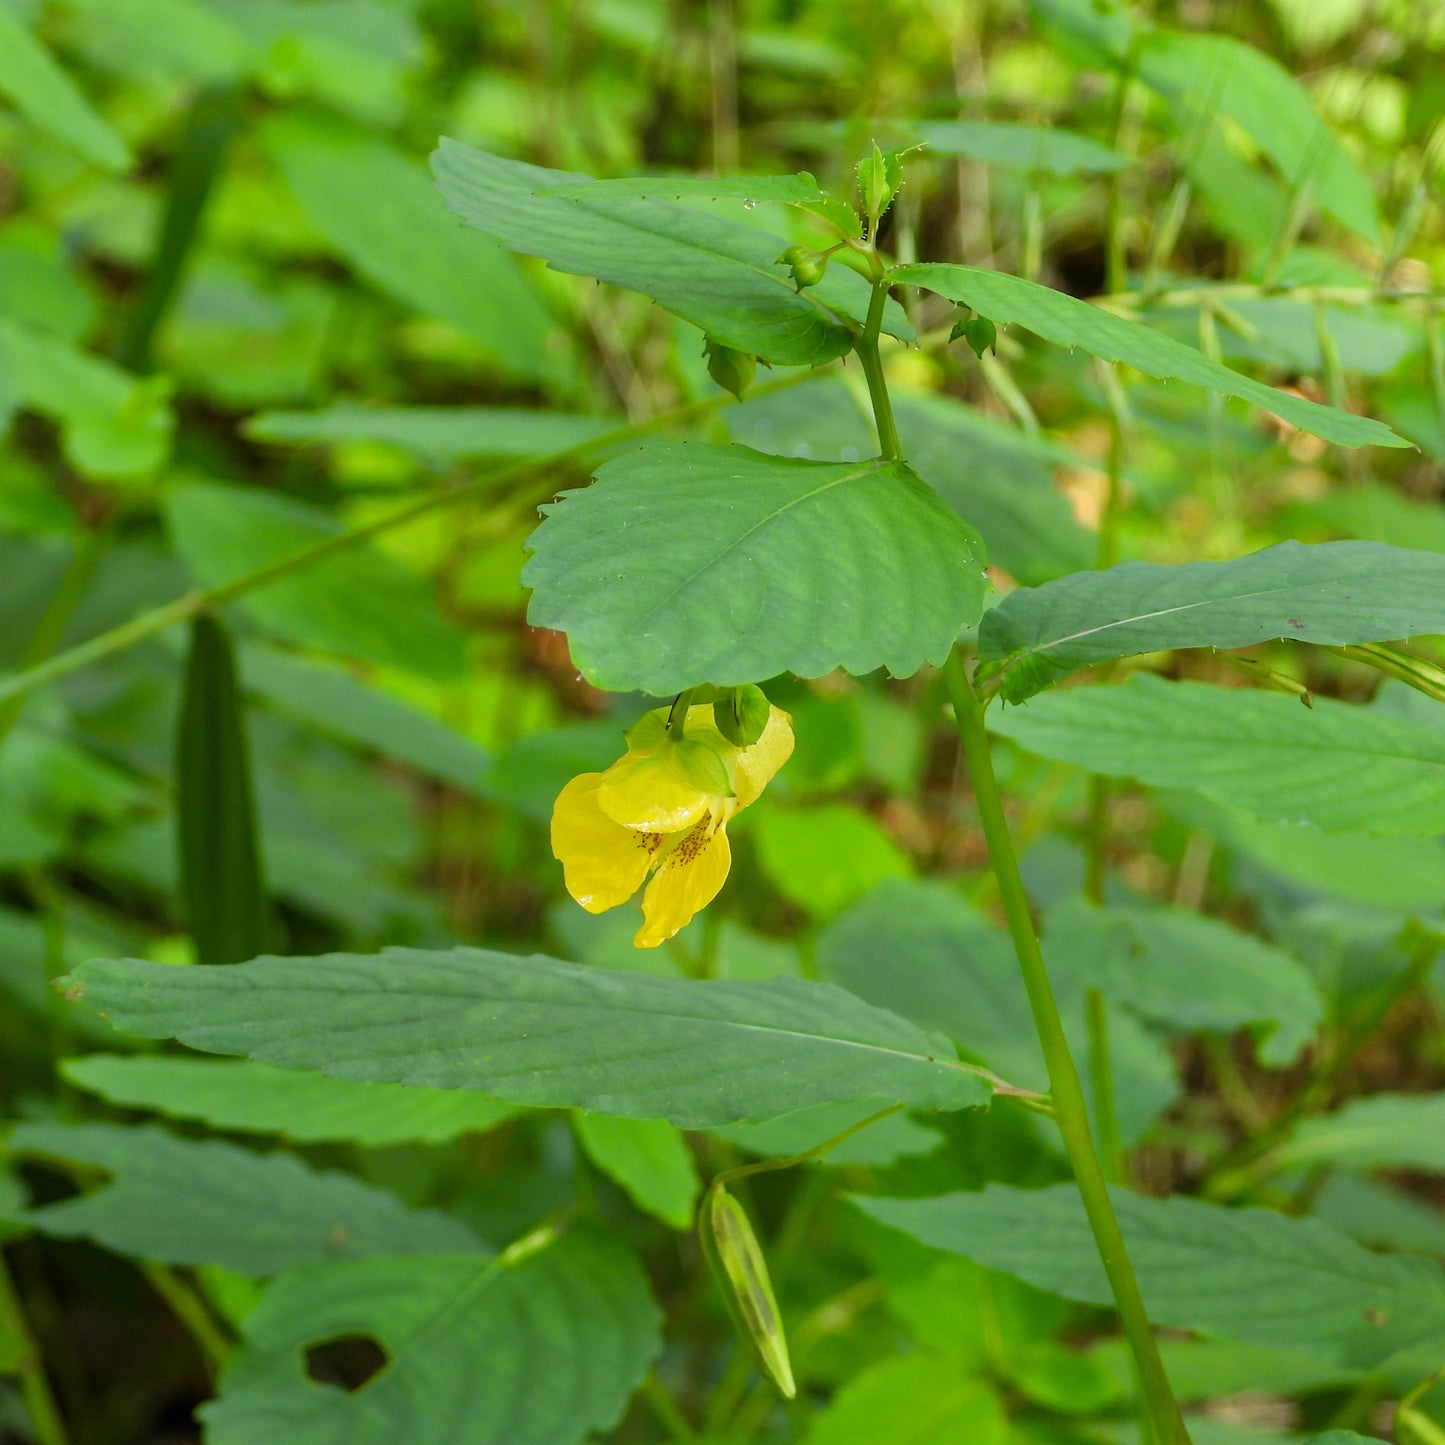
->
<box><xmin>699</xmin><ymin>1182</ymin><xmax>796</xmax><ymax>1399</ymax></box>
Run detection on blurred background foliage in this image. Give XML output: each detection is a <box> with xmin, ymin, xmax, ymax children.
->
<box><xmin>0</xmin><ymin>0</ymin><xmax>1444</xmax><ymax>1441</ymax></box>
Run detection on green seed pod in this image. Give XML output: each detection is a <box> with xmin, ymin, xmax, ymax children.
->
<box><xmin>703</xmin><ymin>336</ymin><xmax>758</xmax><ymax>399</ymax></box>
<box><xmin>950</xmin><ymin>313</ymin><xmax>997</xmax><ymax>359</ymax></box>
<box><xmin>713</xmin><ymin>685</ymin><xmax>771</xmax><ymax>748</ymax></box>
<box><xmin>699</xmin><ymin>1183</ymin><xmax>796</xmax><ymax>1399</ymax></box>
<box><xmin>775</xmin><ymin>245</ymin><xmax>827</xmax><ymax>291</ymax></box>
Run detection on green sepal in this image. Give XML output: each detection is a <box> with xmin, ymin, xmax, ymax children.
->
<box><xmin>950</xmin><ymin>313</ymin><xmax>997</xmax><ymax>359</ymax></box>
<box><xmin>699</xmin><ymin>1182</ymin><xmax>796</xmax><ymax>1398</ymax></box>
<box><xmin>671</xmin><ymin>737</ymin><xmax>734</xmax><ymax>797</ymax></box>
<box><xmin>703</xmin><ymin>336</ymin><xmax>758</xmax><ymax>399</ymax></box>
<box><xmin>713</xmin><ymin>685</ymin><xmax>771</xmax><ymax>748</ymax></box>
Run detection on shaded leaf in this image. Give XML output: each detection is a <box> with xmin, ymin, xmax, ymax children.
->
<box><xmin>805</xmin><ymin>1354</ymin><xmax>1008</xmax><ymax>1445</ymax></box>
<box><xmin>535</xmin><ymin>172</ymin><xmax>826</xmax><ymax>202</ymax></box>
<box><xmin>201</xmin><ymin>1225</ymin><xmax>660</xmax><ymax>1445</ymax></box>
<box><xmin>431</xmin><ymin>142</ymin><xmax>911</xmax><ymax>366</ymax></box>
<box><xmin>890</xmin><ymin>264</ymin><xmax>1405</xmax><ymax>449</ymax></box>
<box><xmin>573</xmin><ymin>1114</ymin><xmax>700</xmax><ymax>1229</ymax></box>
<box><xmin>979</xmin><ymin>541</ymin><xmax>1445</xmax><ymax>701</ymax></box>
<box><xmin>752</xmin><ymin>802</ymin><xmax>912</xmax><ymax>918</ymax></box>
<box><xmin>4</xmin><ymin>1123</ymin><xmax>481</xmax><ymax>1275</ymax></box>
<box><xmin>63</xmin><ymin>1056</ymin><xmax>518</xmax><ymax>1148</ymax></box>
<box><xmin>523</xmin><ymin>441</ymin><xmax>986</xmax><ymax>695</ymax></box>
<box><xmin>708</xmin><ymin>1101</ymin><xmax>943</xmax><ymax>1167</ymax></box>
<box><xmin>857</xmin><ymin>1183</ymin><xmax>1445</xmax><ymax>1367</ymax></box>
<box><xmin>61</xmin><ymin>948</ymin><xmax>994</xmax><ymax>1127</ymax></box>
<box><xmin>913</xmin><ymin>120</ymin><xmax>1131</xmax><ymax>175</ymax></box>
<box><xmin>1277</xmin><ymin>1094</ymin><xmax>1445</xmax><ymax>1175</ymax></box>
<box><xmin>989</xmin><ymin>673</ymin><xmax>1445</xmax><ymax>835</ymax></box>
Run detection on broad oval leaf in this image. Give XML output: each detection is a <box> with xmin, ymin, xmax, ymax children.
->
<box><xmin>523</xmin><ymin>441</ymin><xmax>986</xmax><ymax>695</ymax></box>
<box><xmin>1276</xmin><ymin>1094</ymin><xmax>1445</xmax><ymax>1175</ymax></box>
<box><xmin>890</xmin><ymin>264</ymin><xmax>1405</xmax><ymax>450</ymax></box>
<box><xmin>59</xmin><ymin>948</ymin><xmax>994</xmax><ymax>1127</ymax></box>
<box><xmin>913</xmin><ymin>120</ymin><xmax>1131</xmax><ymax>175</ymax></box>
<box><xmin>431</xmin><ymin>141</ymin><xmax>911</xmax><ymax>366</ymax></box>
<box><xmin>856</xmin><ymin>1183</ymin><xmax>1445</xmax><ymax>1368</ymax></box>
<box><xmin>980</xmin><ymin>540</ymin><xmax>1445</xmax><ymax>701</ymax></box>
<box><xmin>4</xmin><ymin>1122</ymin><xmax>481</xmax><ymax>1275</ymax></box>
<box><xmin>989</xmin><ymin>673</ymin><xmax>1445</xmax><ymax>835</ymax></box>
<box><xmin>201</xmin><ymin>1226</ymin><xmax>660</xmax><ymax>1445</ymax></box>
<box><xmin>62</xmin><ymin>1055</ymin><xmax>518</xmax><ymax>1148</ymax></box>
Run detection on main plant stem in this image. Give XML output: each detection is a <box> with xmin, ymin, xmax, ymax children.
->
<box><xmin>943</xmin><ymin>654</ymin><xmax>1190</xmax><ymax>1445</ymax></box>
<box><xmin>856</xmin><ymin>276</ymin><xmax>901</xmax><ymax>460</ymax></box>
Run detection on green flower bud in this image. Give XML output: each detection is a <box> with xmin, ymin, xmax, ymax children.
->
<box><xmin>700</xmin><ymin>1183</ymin><xmax>796</xmax><ymax>1399</ymax></box>
<box><xmin>950</xmin><ymin>313</ymin><xmax>997</xmax><ymax>359</ymax></box>
<box><xmin>703</xmin><ymin>336</ymin><xmax>758</xmax><ymax>399</ymax></box>
<box><xmin>856</xmin><ymin>142</ymin><xmax>895</xmax><ymax>222</ymax></box>
<box><xmin>713</xmin><ymin>685</ymin><xmax>772</xmax><ymax>748</ymax></box>
<box><xmin>775</xmin><ymin>245</ymin><xmax>827</xmax><ymax>291</ymax></box>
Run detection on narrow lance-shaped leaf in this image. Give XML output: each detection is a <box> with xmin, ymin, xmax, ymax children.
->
<box><xmin>891</xmin><ymin>263</ymin><xmax>1406</xmax><ymax>450</ymax></box>
<box><xmin>979</xmin><ymin>541</ymin><xmax>1445</xmax><ymax>702</ymax></box>
<box><xmin>523</xmin><ymin>441</ymin><xmax>987</xmax><ymax>696</ymax></box>
<box><xmin>59</xmin><ymin>948</ymin><xmax>995</xmax><ymax>1128</ymax></box>
<box><xmin>177</xmin><ymin>612</ymin><xmax>269</xmax><ymax>966</ymax></box>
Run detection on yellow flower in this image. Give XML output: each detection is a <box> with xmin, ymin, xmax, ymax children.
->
<box><xmin>551</xmin><ymin>702</ymin><xmax>793</xmax><ymax>948</ymax></box>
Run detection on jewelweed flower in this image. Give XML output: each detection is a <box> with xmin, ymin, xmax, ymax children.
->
<box><xmin>551</xmin><ymin>702</ymin><xmax>793</xmax><ymax>948</ymax></box>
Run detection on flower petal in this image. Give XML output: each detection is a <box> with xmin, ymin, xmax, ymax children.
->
<box><xmin>635</xmin><ymin>822</ymin><xmax>732</xmax><ymax>947</ymax></box>
<box><xmin>597</xmin><ymin>750</ymin><xmax>712</xmax><ymax>833</ymax></box>
<box><xmin>732</xmin><ymin>706</ymin><xmax>794</xmax><ymax>812</ymax></box>
<box><xmin>551</xmin><ymin>773</ymin><xmax>658</xmax><ymax>912</ymax></box>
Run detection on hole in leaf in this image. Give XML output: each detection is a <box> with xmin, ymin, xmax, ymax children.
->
<box><xmin>304</xmin><ymin>1334</ymin><xmax>389</xmax><ymax>1393</ymax></box>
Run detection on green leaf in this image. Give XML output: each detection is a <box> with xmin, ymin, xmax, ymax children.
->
<box><xmin>751</xmin><ymin>802</ymin><xmax>912</xmax><ymax>918</ymax></box>
<box><xmin>431</xmin><ymin>141</ymin><xmax>911</xmax><ymax>366</ymax></box>
<box><xmin>819</xmin><ymin>879</ymin><xmax>1176</xmax><ymax>1145</ymax></box>
<box><xmin>239</xmin><ymin>646</ymin><xmax>491</xmax><ymax>795</ymax></box>
<box><xmin>803</xmin><ymin>1355</ymin><xmax>1008</xmax><ymax>1445</ymax></box>
<box><xmin>200</xmin><ymin>1226</ymin><xmax>660</xmax><ymax>1445</ymax></box>
<box><xmin>60</xmin><ymin>949</ymin><xmax>994</xmax><ymax>1127</ymax></box>
<box><xmin>522</xmin><ymin>441</ymin><xmax>986</xmax><ymax>695</ymax></box>
<box><xmin>1136</xmin><ymin>31</ymin><xmax>1379</xmax><ymax>244</ymax></box>
<box><xmin>0</xmin><ymin>318</ymin><xmax>172</xmax><ymax>480</ymax></box>
<box><xmin>913</xmin><ymin>120</ymin><xmax>1131</xmax><ymax>175</ymax></box>
<box><xmin>535</xmin><ymin>172</ymin><xmax>826</xmax><ymax>203</ymax></box>
<box><xmin>0</xmin><ymin>8</ymin><xmax>131</xmax><ymax>170</ymax></box>
<box><xmin>889</xmin><ymin>264</ymin><xmax>1405</xmax><ymax>450</ymax></box>
<box><xmin>63</xmin><ymin>1056</ymin><xmax>518</xmax><ymax>1148</ymax></box>
<box><xmin>574</xmin><ymin>1114</ymin><xmax>699</xmax><ymax>1229</ymax></box>
<box><xmin>164</xmin><ymin>482</ymin><xmax>467</xmax><ymax>679</ymax></box>
<box><xmin>260</xmin><ymin>114</ymin><xmax>566</xmax><ymax>386</ymax></box>
<box><xmin>979</xmin><ymin>541</ymin><xmax>1445</xmax><ymax>701</ymax></box>
<box><xmin>1276</xmin><ymin>1094</ymin><xmax>1445</xmax><ymax>1175</ymax></box>
<box><xmin>989</xmin><ymin>673</ymin><xmax>1445</xmax><ymax>835</ymax></box>
<box><xmin>4</xmin><ymin>1122</ymin><xmax>481</xmax><ymax>1275</ymax></box>
<box><xmin>1044</xmin><ymin>896</ymin><xmax>1322</xmax><ymax>1065</ymax></box>
<box><xmin>245</xmin><ymin>404</ymin><xmax>620</xmax><ymax>463</ymax></box>
<box><xmin>708</xmin><ymin>1101</ymin><xmax>942</xmax><ymax>1167</ymax></box>
<box><xmin>857</xmin><ymin>1183</ymin><xmax>1445</xmax><ymax>1367</ymax></box>
<box><xmin>177</xmin><ymin>614</ymin><xmax>269</xmax><ymax>966</ymax></box>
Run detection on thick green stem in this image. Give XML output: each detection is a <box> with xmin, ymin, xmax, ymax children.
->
<box><xmin>114</xmin><ymin>86</ymin><xmax>242</xmax><ymax>373</ymax></box>
<box><xmin>1086</xmin><ymin>987</ymin><xmax>1124</xmax><ymax>1184</ymax></box>
<box><xmin>943</xmin><ymin>654</ymin><xmax>1190</xmax><ymax>1445</ymax></box>
<box><xmin>0</xmin><ymin>1253</ymin><xmax>69</xmax><ymax>1445</ymax></box>
<box><xmin>855</xmin><ymin>279</ymin><xmax>901</xmax><ymax>460</ymax></box>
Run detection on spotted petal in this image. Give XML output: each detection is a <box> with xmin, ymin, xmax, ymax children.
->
<box><xmin>636</xmin><ymin>824</ymin><xmax>732</xmax><ymax>947</ymax></box>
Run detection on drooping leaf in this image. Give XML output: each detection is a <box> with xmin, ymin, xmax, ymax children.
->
<box><xmin>890</xmin><ymin>264</ymin><xmax>1405</xmax><ymax>450</ymax></box>
<box><xmin>164</xmin><ymin>481</ymin><xmax>467</xmax><ymax>679</ymax></box>
<box><xmin>177</xmin><ymin>614</ymin><xmax>269</xmax><ymax>966</ymax></box>
<box><xmin>238</xmin><ymin>646</ymin><xmax>491</xmax><ymax>795</ymax></box>
<box><xmin>261</xmin><ymin>114</ymin><xmax>566</xmax><ymax>385</ymax></box>
<box><xmin>979</xmin><ymin>541</ymin><xmax>1445</xmax><ymax>701</ymax></box>
<box><xmin>989</xmin><ymin>673</ymin><xmax>1445</xmax><ymax>835</ymax></box>
<box><xmin>818</xmin><ymin>879</ymin><xmax>1178</xmax><ymax>1146</ymax></box>
<box><xmin>60</xmin><ymin>949</ymin><xmax>994</xmax><ymax>1127</ymax></box>
<box><xmin>912</xmin><ymin>120</ymin><xmax>1131</xmax><ymax>175</ymax></box>
<box><xmin>0</xmin><ymin>318</ymin><xmax>173</xmax><ymax>480</ymax></box>
<box><xmin>4</xmin><ymin>1123</ymin><xmax>481</xmax><ymax>1275</ymax></box>
<box><xmin>63</xmin><ymin>1056</ymin><xmax>518</xmax><ymax>1148</ymax></box>
<box><xmin>1276</xmin><ymin>1094</ymin><xmax>1445</xmax><ymax>1175</ymax></box>
<box><xmin>573</xmin><ymin>1114</ymin><xmax>700</xmax><ymax>1229</ymax></box>
<box><xmin>200</xmin><ymin>1226</ymin><xmax>660</xmax><ymax>1445</ymax></box>
<box><xmin>0</xmin><ymin>8</ymin><xmax>131</xmax><ymax>170</ymax></box>
<box><xmin>430</xmin><ymin>142</ymin><xmax>911</xmax><ymax>366</ymax></box>
<box><xmin>857</xmin><ymin>1183</ymin><xmax>1445</xmax><ymax>1367</ymax></box>
<box><xmin>245</xmin><ymin>404</ymin><xmax>620</xmax><ymax>463</ymax></box>
<box><xmin>523</xmin><ymin>441</ymin><xmax>986</xmax><ymax>695</ymax></box>
<box><xmin>1136</xmin><ymin>30</ymin><xmax>1379</xmax><ymax>244</ymax></box>
<box><xmin>1044</xmin><ymin>896</ymin><xmax>1322</xmax><ymax>1065</ymax></box>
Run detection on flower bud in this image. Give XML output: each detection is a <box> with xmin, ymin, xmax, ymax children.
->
<box><xmin>775</xmin><ymin>245</ymin><xmax>827</xmax><ymax>291</ymax></box>
<box><xmin>703</xmin><ymin>337</ymin><xmax>758</xmax><ymax>399</ymax></box>
<box><xmin>950</xmin><ymin>313</ymin><xmax>997</xmax><ymax>359</ymax></box>
<box><xmin>713</xmin><ymin>685</ymin><xmax>772</xmax><ymax>748</ymax></box>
